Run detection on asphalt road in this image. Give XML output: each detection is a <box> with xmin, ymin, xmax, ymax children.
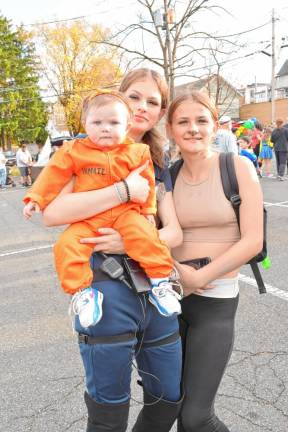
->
<box><xmin>0</xmin><ymin>174</ymin><xmax>287</xmax><ymax>432</ymax></box>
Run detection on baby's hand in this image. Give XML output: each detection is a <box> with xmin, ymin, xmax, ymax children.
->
<box><xmin>23</xmin><ymin>201</ymin><xmax>40</xmax><ymax>219</ymax></box>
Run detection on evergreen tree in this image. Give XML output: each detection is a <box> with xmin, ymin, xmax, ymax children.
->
<box><xmin>0</xmin><ymin>16</ymin><xmax>47</xmax><ymax>149</ymax></box>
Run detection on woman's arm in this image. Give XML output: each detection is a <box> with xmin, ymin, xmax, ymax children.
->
<box><xmin>157</xmin><ymin>191</ymin><xmax>183</xmax><ymax>248</ymax></box>
<box><xmin>176</xmin><ymin>156</ymin><xmax>263</xmax><ymax>292</ymax></box>
<box><xmin>79</xmin><ymin>185</ymin><xmax>184</xmax><ymax>255</ymax></box>
<box><xmin>80</xmin><ymin>189</ymin><xmax>184</xmax><ymax>254</ymax></box>
<box><xmin>42</xmin><ymin>163</ymin><xmax>150</xmax><ymax>226</ymax></box>
<box><xmin>42</xmin><ymin>178</ymin><xmax>120</xmax><ymax>226</ymax></box>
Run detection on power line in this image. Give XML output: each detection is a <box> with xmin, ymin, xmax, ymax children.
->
<box><xmin>216</xmin><ymin>20</ymin><xmax>271</xmax><ymax>38</ymax></box>
<box><xmin>24</xmin><ymin>15</ymin><xmax>86</xmax><ymax>27</ymax></box>
<box><xmin>0</xmin><ymin>84</ymin><xmax>119</xmax><ymax>105</ymax></box>
<box><xmin>0</xmin><ymin>44</ymin><xmax>271</xmax><ymax>105</ymax></box>
<box><xmin>19</xmin><ymin>1</ymin><xmax>135</xmax><ymax>27</ymax></box>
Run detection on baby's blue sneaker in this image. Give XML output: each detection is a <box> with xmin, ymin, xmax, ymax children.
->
<box><xmin>148</xmin><ymin>281</ymin><xmax>181</xmax><ymax>317</ymax></box>
<box><xmin>70</xmin><ymin>287</ymin><xmax>104</xmax><ymax>328</ymax></box>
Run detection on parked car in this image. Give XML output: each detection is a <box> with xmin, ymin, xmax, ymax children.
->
<box><xmin>4</xmin><ymin>150</ymin><xmax>16</xmax><ymax>167</ymax></box>
<box><xmin>51</xmin><ymin>136</ymin><xmax>73</xmax><ymax>147</ymax></box>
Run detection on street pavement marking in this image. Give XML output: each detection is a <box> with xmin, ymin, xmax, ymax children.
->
<box><xmin>0</xmin><ymin>188</ymin><xmax>27</xmax><ymax>194</ymax></box>
<box><xmin>264</xmin><ymin>201</ymin><xmax>288</xmax><ymax>208</ymax></box>
<box><xmin>0</xmin><ymin>244</ymin><xmax>53</xmax><ymax>257</ymax></box>
<box><xmin>239</xmin><ymin>273</ymin><xmax>288</xmax><ymax>301</ymax></box>
<box><xmin>1</xmin><ymin>245</ymin><xmax>288</xmax><ymax>302</ymax></box>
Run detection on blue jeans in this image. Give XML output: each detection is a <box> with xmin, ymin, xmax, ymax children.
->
<box><xmin>0</xmin><ymin>168</ymin><xmax>6</xmax><ymax>186</ymax></box>
<box><xmin>75</xmin><ymin>254</ymin><xmax>182</xmax><ymax>405</ymax></box>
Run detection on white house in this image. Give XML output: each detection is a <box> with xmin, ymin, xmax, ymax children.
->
<box><xmin>275</xmin><ymin>59</ymin><xmax>288</xmax><ymax>99</ymax></box>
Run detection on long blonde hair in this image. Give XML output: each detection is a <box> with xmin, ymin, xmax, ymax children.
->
<box><xmin>119</xmin><ymin>68</ymin><xmax>169</xmax><ymax>167</ymax></box>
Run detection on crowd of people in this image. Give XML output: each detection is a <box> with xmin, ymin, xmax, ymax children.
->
<box><xmin>214</xmin><ymin>114</ymin><xmax>288</xmax><ymax>180</ymax></box>
<box><xmin>19</xmin><ymin>67</ymin><xmax>282</xmax><ymax>432</ymax></box>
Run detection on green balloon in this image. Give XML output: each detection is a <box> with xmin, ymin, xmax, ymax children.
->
<box><xmin>261</xmin><ymin>256</ymin><xmax>271</xmax><ymax>269</ymax></box>
<box><xmin>243</xmin><ymin>120</ymin><xmax>254</xmax><ymax>129</ymax></box>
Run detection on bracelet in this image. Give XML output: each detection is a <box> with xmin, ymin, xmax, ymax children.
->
<box><xmin>122</xmin><ymin>179</ymin><xmax>131</xmax><ymax>202</ymax></box>
<box><xmin>114</xmin><ymin>181</ymin><xmax>128</xmax><ymax>203</ymax></box>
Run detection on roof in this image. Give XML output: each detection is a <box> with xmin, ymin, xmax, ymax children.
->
<box><xmin>175</xmin><ymin>74</ymin><xmax>242</xmax><ymax>96</ymax></box>
<box><xmin>277</xmin><ymin>60</ymin><xmax>288</xmax><ymax>77</ymax></box>
<box><xmin>175</xmin><ymin>76</ymin><xmax>212</xmax><ymax>93</ymax></box>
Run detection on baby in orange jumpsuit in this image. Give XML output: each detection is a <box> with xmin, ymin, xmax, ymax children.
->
<box><xmin>23</xmin><ymin>90</ymin><xmax>181</xmax><ymax>327</ymax></box>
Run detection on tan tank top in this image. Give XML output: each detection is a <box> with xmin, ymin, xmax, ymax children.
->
<box><xmin>173</xmin><ymin>158</ymin><xmax>240</xmax><ymax>246</ymax></box>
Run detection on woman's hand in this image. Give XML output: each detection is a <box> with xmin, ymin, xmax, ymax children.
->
<box><xmin>80</xmin><ymin>228</ymin><xmax>125</xmax><ymax>255</ymax></box>
<box><xmin>173</xmin><ymin>262</ymin><xmax>214</xmax><ymax>296</ymax></box>
<box><xmin>125</xmin><ymin>162</ymin><xmax>150</xmax><ymax>203</ymax></box>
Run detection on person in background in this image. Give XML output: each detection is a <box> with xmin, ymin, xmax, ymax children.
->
<box><xmin>270</xmin><ymin>118</ymin><xmax>288</xmax><ymax>181</ymax></box>
<box><xmin>238</xmin><ymin>135</ymin><xmax>258</xmax><ymax>170</ymax></box>
<box><xmin>213</xmin><ymin>115</ymin><xmax>238</xmax><ymax>154</ymax></box>
<box><xmin>250</xmin><ymin>121</ymin><xmax>263</xmax><ymax>176</ymax></box>
<box><xmin>0</xmin><ymin>146</ymin><xmax>7</xmax><ymax>188</ymax></box>
<box><xmin>259</xmin><ymin>128</ymin><xmax>273</xmax><ymax>177</ymax></box>
<box><xmin>16</xmin><ymin>141</ymin><xmax>32</xmax><ymax>187</ymax></box>
<box><xmin>166</xmin><ymin>91</ymin><xmax>263</xmax><ymax>432</ymax></box>
<box><xmin>31</xmin><ymin>68</ymin><xmax>184</xmax><ymax>432</ymax></box>
<box><xmin>283</xmin><ymin>120</ymin><xmax>288</xmax><ymax>175</ymax></box>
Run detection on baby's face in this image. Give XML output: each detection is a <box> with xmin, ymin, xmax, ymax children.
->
<box><xmin>85</xmin><ymin>101</ymin><xmax>129</xmax><ymax>148</ymax></box>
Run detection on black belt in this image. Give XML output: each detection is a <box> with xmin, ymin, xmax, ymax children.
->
<box><xmin>91</xmin><ymin>253</ymin><xmax>127</xmax><ymax>283</ymax></box>
<box><xmin>78</xmin><ymin>330</ymin><xmax>180</xmax><ymax>347</ymax></box>
<box><xmin>78</xmin><ymin>332</ymin><xmax>135</xmax><ymax>345</ymax></box>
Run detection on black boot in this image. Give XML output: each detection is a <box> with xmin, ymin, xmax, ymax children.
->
<box><xmin>84</xmin><ymin>391</ymin><xmax>129</xmax><ymax>432</ymax></box>
<box><xmin>132</xmin><ymin>389</ymin><xmax>183</xmax><ymax>432</ymax></box>
<box><xmin>177</xmin><ymin>417</ymin><xmax>185</xmax><ymax>431</ymax></box>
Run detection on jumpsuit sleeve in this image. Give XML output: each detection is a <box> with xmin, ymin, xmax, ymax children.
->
<box><xmin>23</xmin><ymin>142</ymin><xmax>75</xmax><ymax>210</ymax></box>
<box><xmin>139</xmin><ymin>145</ymin><xmax>157</xmax><ymax>215</ymax></box>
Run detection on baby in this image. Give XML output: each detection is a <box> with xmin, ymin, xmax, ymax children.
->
<box><xmin>23</xmin><ymin>90</ymin><xmax>181</xmax><ymax>327</ymax></box>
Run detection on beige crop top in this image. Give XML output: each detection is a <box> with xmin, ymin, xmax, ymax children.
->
<box><xmin>173</xmin><ymin>158</ymin><xmax>241</xmax><ymax>244</ymax></box>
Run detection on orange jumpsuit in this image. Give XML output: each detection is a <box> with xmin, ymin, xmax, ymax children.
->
<box><xmin>23</xmin><ymin>137</ymin><xmax>173</xmax><ymax>294</ymax></box>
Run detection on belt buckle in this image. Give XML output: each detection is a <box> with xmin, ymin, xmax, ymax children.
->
<box><xmin>79</xmin><ymin>333</ymin><xmax>89</xmax><ymax>344</ymax></box>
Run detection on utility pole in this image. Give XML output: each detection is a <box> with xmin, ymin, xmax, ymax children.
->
<box><xmin>163</xmin><ymin>0</ymin><xmax>175</xmax><ymax>101</ymax></box>
<box><xmin>271</xmin><ymin>8</ymin><xmax>276</xmax><ymax>125</ymax></box>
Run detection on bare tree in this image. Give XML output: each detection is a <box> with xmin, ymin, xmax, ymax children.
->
<box><xmin>99</xmin><ymin>0</ymin><xmax>240</xmax><ymax>100</ymax></box>
<box><xmin>200</xmin><ymin>42</ymin><xmax>241</xmax><ymax>118</ymax></box>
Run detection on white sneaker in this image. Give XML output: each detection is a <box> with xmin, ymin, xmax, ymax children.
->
<box><xmin>148</xmin><ymin>281</ymin><xmax>182</xmax><ymax>317</ymax></box>
<box><xmin>70</xmin><ymin>287</ymin><xmax>104</xmax><ymax>328</ymax></box>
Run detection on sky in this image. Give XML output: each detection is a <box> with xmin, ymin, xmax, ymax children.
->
<box><xmin>1</xmin><ymin>0</ymin><xmax>288</xmax><ymax>88</ymax></box>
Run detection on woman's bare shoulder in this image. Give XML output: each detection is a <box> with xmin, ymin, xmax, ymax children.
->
<box><xmin>233</xmin><ymin>155</ymin><xmax>260</xmax><ymax>191</ymax></box>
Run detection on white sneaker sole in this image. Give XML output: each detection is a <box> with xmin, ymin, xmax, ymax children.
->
<box><xmin>79</xmin><ymin>290</ymin><xmax>104</xmax><ymax>328</ymax></box>
<box><xmin>148</xmin><ymin>292</ymin><xmax>181</xmax><ymax>317</ymax></box>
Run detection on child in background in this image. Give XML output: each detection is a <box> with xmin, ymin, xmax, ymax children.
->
<box><xmin>259</xmin><ymin>128</ymin><xmax>273</xmax><ymax>177</ymax></box>
<box><xmin>238</xmin><ymin>136</ymin><xmax>259</xmax><ymax>170</ymax></box>
<box><xmin>23</xmin><ymin>90</ymin><xmax>181</xmax><ymax>328</ymax></box>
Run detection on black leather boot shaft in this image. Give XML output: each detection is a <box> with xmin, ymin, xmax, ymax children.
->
<box><xmin>132</xmin><ymin>389</ymin><xmax>183</xmax><ymax>432</ymax></box>
<box><xmin>85</xmin><ymin>391</ymin><xmax>129</xmax><ymax>432</ymax></box>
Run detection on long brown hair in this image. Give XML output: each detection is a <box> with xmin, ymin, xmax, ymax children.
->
<box><xmin>167</xmin><ymin>90</ymin><xmax>218</xmax><ymax>124</ymax></box>
<box><xmin>119</xmin><ymin>68</ymin><xmax>169</xmax><ymax>167</ymax></box>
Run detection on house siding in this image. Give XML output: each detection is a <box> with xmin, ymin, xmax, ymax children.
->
<box><xmin>240</xmin><ymin>99</ymin><xmax>288</xmax><ymax>125</ymax></box>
